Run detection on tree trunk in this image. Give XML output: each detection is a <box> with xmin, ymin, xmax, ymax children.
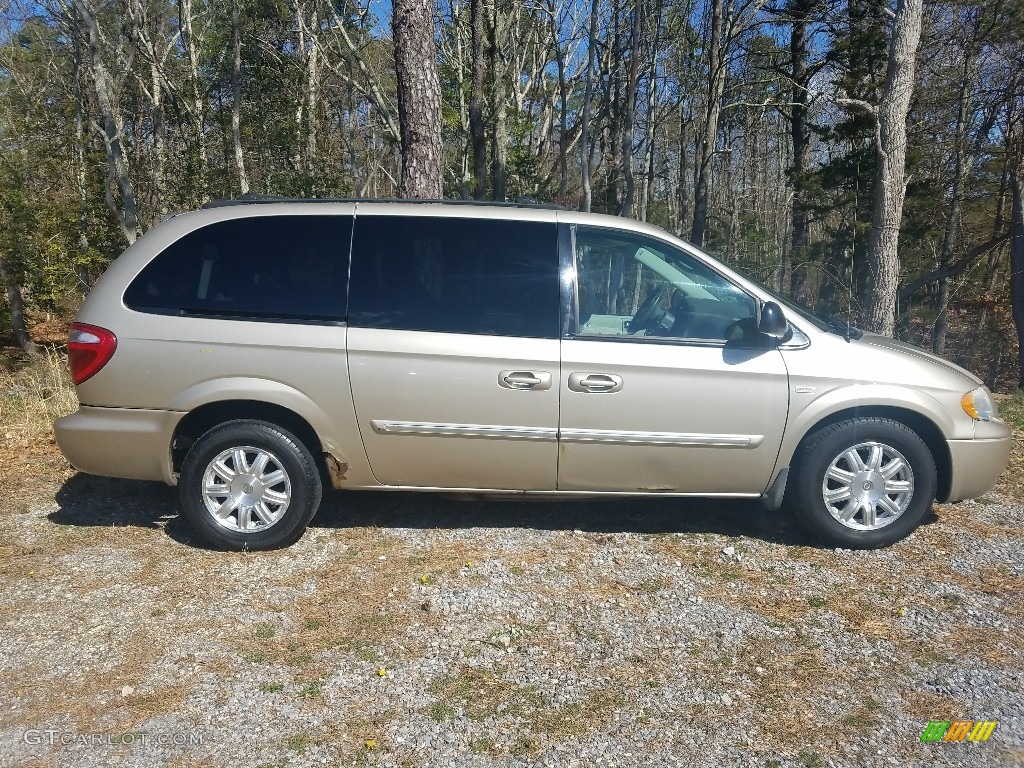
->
<box><xmin>933</xmin><ymin>39</ymin><xmax>982</xmax><ymax>354</ymax></box>
<box><xmin>638</xmin><ymin>0</ymin><xmax>664</xmax><ymax>223</ymax></box>
<box><xmin>1011</xmin><ymin>150</ymin><xmax>1024</xmax><ymax>389</ymax></box>
<box><xmin>151</xmin><ymin>57</ymin><xmax>167</xmax><ymax>217</ymax></box>
<box><xmin>300</xmin><ymin>0</ymin><xmax>320</xmax><ymax>179</ymax></box>
<box><xmin>580</xmin><ymin>0</ymin><xmax>600</xmax><ymax>212</ymax></box>
<box><xmin>676</xmin><ymin>96</ymin><xmax>689</xmax><ymax>236</ymax></box>
<box><xmin>470</xmin><ymin>0</ymin><xmax>487</xmax><ymax>199</ymax></box>
<box><xmin>488</xmin><ymin>3</ymin><xmax>507</xmax><ymax>201</ymax></box>
<box><xmin>787</xmin><ymin>0</ymin><xmax>813</xmax><ymax>303</ymax></box>
<box><xmin>639</xmin><ymin>82</ymin><xmax>657</xmax><ymax>222</ymax></box>
<box><xmin>231</xmin><ymin>0</ymin><xmax>249</xmax><ymax>194</ymax></box>
<box><xmin>74</xmin><ymin>0</ymin><xmax>138</xmax><ymax>245</ymax></box>
<box><xmin>619</xmin><ymin>2</ymin><xmax>644</xmax><ymax>218</ymax></box>
<box><xmin>552</xmin><ymin>0</ymin><xmax>569</xmax><ymax>200</ymax></box>
<box><xmin>0</xmin><ymin>254</ymin><xmax>37</xmax><ymax>356</ymax></box>
<box><xmin>605</xmin><ymin>6</ymin><xmax>624</xmax><ymax>212</ymax></box>
<box><xmin>449</xmin><ymin>2</ymin><xmax>471</xmax><ymax>198</ymax></box>
<box><xmin>691</xmin><ymin>0</ymin><xmax>726</xmax><ymax>247</ymax></box>
<box><xmin>863</xmin><ymin>0</ymin><xmax>923</xmax><ymax>337</ymax></box>
<box><xmin>1007</xmin><ymin>168</ymin><xmax>1024</xmax><ymax>387</ymax></box>
<box><xmin>393</xmin><ymin>0</ymin><xmax>443</xmax><ymax>198</ymax></box>
<box><xmin>71</xmin><ymin>11</ymin><xmax>91</xmax><ymax>295</ymax></box>
<box><xmin>179</xmin><ymin>0</ymin><xmax>208</xmax><ymax>203</ymax></box>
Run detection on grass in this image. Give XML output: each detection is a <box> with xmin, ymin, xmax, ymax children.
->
<box><xmin>997</xmin><ymin>390</ymin><xmax>1024</xmax><ymax>431</ymax></box>
<box><xmin>990</xmin><ymin>391</ymin><xmax>1024</xmax><ymax>501</ymax></box>
<box><xmin>427</xmin><ymin>700</ymin><xmax>456</xmax><ymax>722</ymax></box>
<box><xmin>284</xmin><ymin>733</ymin><xmax>315</xmax><ymax>752</ymax></box>
<box><xmin>298</xmin><ymin>679</ymin><xmax>324</xmax><ymax>698</ymax></box>
<box><xmin>0</xmin><ymin>347</ymin><xmax>78</xmax><ymax>508</ymax></box>
<box><xmin>0</xmin><ymin>347</ymin><xmax>77</xmax><ymax>447</ymax></box>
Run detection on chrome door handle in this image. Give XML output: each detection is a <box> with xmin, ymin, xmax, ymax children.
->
<box><xmin>498</xmin><ymin>370</ymin><xmax>552</xmax><ymax>390</ymax></box>
<box><xmin>568</xmin><ymin>373</ymin><xmax>623</xmax><ymax>393</ymax></box>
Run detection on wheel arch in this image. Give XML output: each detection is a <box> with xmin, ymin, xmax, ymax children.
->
<box><xmin>787</xmin><ymin>406</ymin><xmax>952</xmax><ymax>503</ymax></box>
<box><xmin>172</xmin><ymin>400</ymin><xmax>328</xmax><ymax>483</ymax></box>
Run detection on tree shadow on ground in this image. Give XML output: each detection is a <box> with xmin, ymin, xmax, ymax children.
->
<box><xmin>48</xmin><ymin>472</ymin><xmax>935</xmax><ymax>550</ymax></box>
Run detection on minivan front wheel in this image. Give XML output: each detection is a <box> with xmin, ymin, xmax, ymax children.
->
<box><xmin>179</xmin><ymin>420</ymin><xmax>322</xmax><ymax>550</ymax></box>
<box><xmin>789</xmin><ymin>417</ymin><xmax>936</xmax><ymax>549</ymax></box>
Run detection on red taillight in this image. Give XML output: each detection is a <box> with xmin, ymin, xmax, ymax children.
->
<box><xmin>67</xmin><ymin>323</ymin><xmax>117</xmax><ymax>384</ymax></box>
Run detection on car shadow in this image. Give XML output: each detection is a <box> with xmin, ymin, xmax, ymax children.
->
<box><xmin>49</xmin><ymin>473</ymin><xmax>827</xmax><ymax>548</ymax></box>
<box><xmin>49</xmin><ymin>473</ymin><xmax>207</xmax><ymax>545</ymax></box>
<box><xmin>313</xmin><ymin>490</ymin><xmax>818</xmax><ymax>544</ymax></box>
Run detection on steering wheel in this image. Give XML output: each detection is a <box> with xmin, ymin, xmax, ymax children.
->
<box><xmin>627</xmin><ymin>284</ymin><xmax>668</xmax><ymax>334</ymax></box>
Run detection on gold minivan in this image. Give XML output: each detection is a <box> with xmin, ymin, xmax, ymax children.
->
<box><xmin>55</xmin><ymin>200</ymin><xmax>1012</xmax><ymax>550</ymax></box>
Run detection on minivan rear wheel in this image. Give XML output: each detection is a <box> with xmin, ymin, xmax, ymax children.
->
<box><xmin>789</xmin><ymin>417</ymin><xmax>936</xmax><ymax>549</ymax></box>
<box><xmin>179</xmin><ymin>420</ymin><xmax>322</xmax><ymax>550</ymax></box>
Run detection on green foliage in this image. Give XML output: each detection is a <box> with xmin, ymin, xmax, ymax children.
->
<box><xmin>999</xmin><ymin>392</ymin><xmax>1024</xmax><ymax>432</ymax></box>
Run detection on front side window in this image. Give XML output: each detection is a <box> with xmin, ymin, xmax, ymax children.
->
<box><xmin>348</xmin><ymin>215</ymin><xmax>559</xmax><ymax>338</ymax></box>
<box><xmin>574</xmin><ymin>226</ymin><xmax>757</xmax><ymax>342</ymax></box>
<box><xmin>124</xmin><ymin>215</ymin><xmax>352</xmax><ymax>321</ymax></box>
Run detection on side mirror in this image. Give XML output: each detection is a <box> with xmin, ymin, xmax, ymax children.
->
<box><xmin>759</xmin><ymin>301</ymin><xmax>789</xmax><ymax>339</ymax></box>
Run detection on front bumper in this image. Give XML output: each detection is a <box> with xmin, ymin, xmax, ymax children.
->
<box><xmin>944</xmin><ymin>424</ymin><xmax>1013</xmax><ymax>502</ymax></box>
<box><xmin>54</xmin><ymin>406</ymin><xmax>183</xmax><ymax>485</ymax></box>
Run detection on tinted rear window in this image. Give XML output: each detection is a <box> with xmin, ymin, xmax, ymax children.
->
<box><xmin>348</xmin><ymin>216</ymin><xmax>558</xmax><ymax>338</ymax></box>
<box><xmin>124</xmin><ymin>215</ymin><xmax>352</xmax><ymax>321</ymax></box>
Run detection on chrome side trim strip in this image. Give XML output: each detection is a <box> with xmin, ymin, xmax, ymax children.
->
<box><xmin>371</xmin><ymin>420</ymin><xmax>761</xmax><ymax>448</ymax></box>
<box><xmin>366</xmin><ymin>486</ymin><xmax>763</xmax><ymax>498</ymax></box>
<box><xmin>371</xmin><ymin>420</ymin><xmax>557</xmax><ymax>441</ymax></box>
<box><xmin>560</xmin><ymin>428</ymin><xmax>763</xmax><ymax>447</ymax></box>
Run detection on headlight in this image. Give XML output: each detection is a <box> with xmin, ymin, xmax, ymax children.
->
<box><xmin>961</xmin><ymin>387</ymin><xmax>997</xmax><ymax>421</ymax></box>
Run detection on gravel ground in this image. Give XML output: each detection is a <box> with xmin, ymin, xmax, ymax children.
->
<box><xmin>1</xmin><ymin>470</ymin><xmax>1022</xmax><ymax>768</ymax></box>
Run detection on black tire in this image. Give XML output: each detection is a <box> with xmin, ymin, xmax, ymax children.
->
<box><xmin>178</xmin><ymin>419</ymin><xmax>322</xmax><ymax>551</ymax></box>
<box><xmin>788</xmin><ymin>417</ymin><xmax>936</xmax><ymax>549</ymax></box>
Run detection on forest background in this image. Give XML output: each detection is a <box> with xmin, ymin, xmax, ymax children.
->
<box><xmin>1</xmin><ymin>0</ymin><xmax>1023</xmax><ymax>390</ymax></box>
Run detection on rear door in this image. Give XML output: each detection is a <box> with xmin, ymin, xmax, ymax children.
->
<box><xmin>557</xmin><ymin>224</ymin><xmax>789</xmax><ymax>494</ymax></box>
<box><xmin>346</xmin><ymin>211</ymin><xmax>561</xmax><ymax>489</ymax></box>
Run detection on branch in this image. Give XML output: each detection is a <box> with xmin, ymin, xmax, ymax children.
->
<box><xmin>898</xmin><ymin>234</ymin><xmax>1010</xmax><ymax>303</ymax></box>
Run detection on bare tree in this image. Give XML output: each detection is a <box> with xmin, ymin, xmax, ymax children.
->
<box><xmin>72</xmin><ymin>0</ymin><xmax>139</xmax><ymax>244</ymax></box>
<box><xmin>783</xmin><ymin>0</ymin><xmax>820</xmax><ymax>303</ymax></box>
<box><xmin>580</xmin><ymin>0</ymin><xmax>600</xmax><ymax>212</ymax></box>
<box><xmin>469</xmin><ymin>0</ymin><xmax>487</xmax><ymax>198</ymax></box>
<box><xmin>230</xmin><ymin>0</ymin><xmax>249</xmax><ymax>194</ymax></box>
<box><xmin>862</xmin><ymin>0</ymin><xmax>924</xmax><ymax>337</ymax></box>
<box><xmin>393</xmin><ymin>0</ymin><xmax>443</xmax><ymax>198</ymax></box>
<box><xmin>618</xmin><ymin>1</ymin><xmax>644</xmax><ymax>218</ymax></box>
<box><xmin>690</xmin><ymin>0</ymin><xmax>769</xmax><ymax>246</ymax></box>
<box><xmin>178</xmin><ymin>0</ymin><xmax>209</xmax><ymax>203</ymax></box>
<box><xmin>0</xmin><ymin>254</ymin><xmax>37</xmax><ymax>355</ymax></box>
<box><xmin>488</xmin><ymin>1</ymin><xmax>507</xmax><ymax>200</ymax></box>
<box><xmin>691</xmin><ymin>0</ymin><xmax>725</xmax><ymax>247</ymax></box>
<box><xmin>69</xmin><ymin>8</ymin><xmax>91</xmax><ymax>293</ymax></box>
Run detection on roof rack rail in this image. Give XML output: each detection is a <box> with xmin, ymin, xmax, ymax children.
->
<box><xmin>201</xmin><ymin>194</ymin><xmax>566</xmax><ymax>211</ymax></box>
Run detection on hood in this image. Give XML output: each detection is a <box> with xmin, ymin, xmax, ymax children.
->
<box><xmin>857</xmin><ymin>333</ymin><xmax>982</xmax><ymax>386</ymax></box>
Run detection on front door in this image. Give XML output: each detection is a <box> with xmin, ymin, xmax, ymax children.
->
<box><xmin>557</xmin><ymin>225</ymin><xmax>789</xmax><ymax>495</ymax></box>
<box><xmin>347</xmin><ymin>212</ymin><xmax>561</xmax><ymax>489</ymax></box>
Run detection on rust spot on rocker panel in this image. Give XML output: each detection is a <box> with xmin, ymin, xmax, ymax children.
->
<box><xmin>324</xmin><ymin>453</ymin><xmax>349</xmax><ymax>489</ymax></box>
